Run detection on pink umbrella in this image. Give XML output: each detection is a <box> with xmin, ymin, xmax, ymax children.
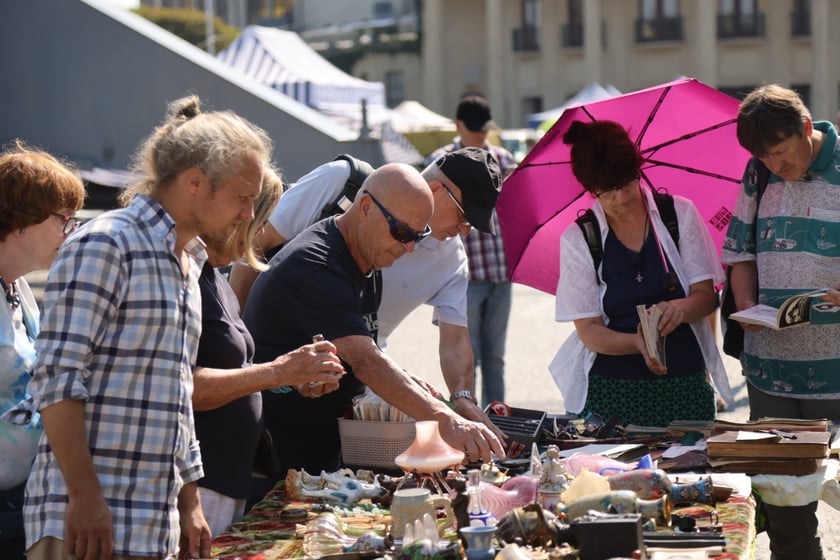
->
<box><xmin>497</xmin><ymin>77</ymin><xmax>751</xmax><ymax>295</ymax></box>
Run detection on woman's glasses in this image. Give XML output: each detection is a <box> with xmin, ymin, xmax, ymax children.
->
<box><xmin>51</xmin><ymin>212</ymin><xmax>82</xmax><ymax>235</ymax></box>
<box><xmin>366</xmin><ymin>192</ymin><xmax>432</xmax><ymax>244</ymax></box>
<box><xmin>594</xmin><ymin>178</ymin><xmax>639</xmax><ymax>199</ymax></box>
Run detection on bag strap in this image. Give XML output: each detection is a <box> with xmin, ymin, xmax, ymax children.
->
<box><xmin>576</xmin><ymin>192</ymin><xmax>679</xmax><ymax>283</ymax></box>
<box><xmin>318</xmin><ymin>154</ymin><xmax>374</xmax><ymax>221</ymax></box>
<box><xmin>749</xmin><ymin>156</ymin><xmax>770</xmax><ymax>204</ymax></box>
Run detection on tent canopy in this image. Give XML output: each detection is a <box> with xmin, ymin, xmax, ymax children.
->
<box><xmin>526</xmin><ymin>83</ymin><xmax>621</xmax><ymax>129</ymax></box>
<box><xmin>219</xmin><ymin>26</ymin><xmax>385</xmax><ymax>108</ymax></box>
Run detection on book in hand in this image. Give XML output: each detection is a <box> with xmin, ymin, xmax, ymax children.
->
<box><xmin>728</xmin><ymin>289</ymin><xmax>829</xmax><ymax>330</ymax></box>
<box><xmin>636</xmin><ymin>304</ymin><xmax>665</xmax><ymax>365</ymax></box>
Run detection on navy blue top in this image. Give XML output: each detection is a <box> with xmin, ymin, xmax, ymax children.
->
<box><xmin>589</xmin><ymin>227</ymin><xmax>705</xmax><ymax>379</ymax></box>
<box><xmin>194</xmin><ymin>263</ymin><xmax>262</xmax><ymax>499</ymax></box>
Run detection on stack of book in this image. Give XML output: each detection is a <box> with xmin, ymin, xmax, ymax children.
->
<box><xmin>705</xmin><ymin>418</ymin><xmax>832</xmax><ymax>475</ymax></box>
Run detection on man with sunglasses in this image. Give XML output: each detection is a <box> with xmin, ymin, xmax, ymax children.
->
<box><xmin>242</xmin><ymin>162</ymin><xmax>506</xmax><ymax>478</ymax></box>
<box><xmin>231</xmin><ymin>148</ymin><xmax>507</xmax><ymax>445</ymax></box>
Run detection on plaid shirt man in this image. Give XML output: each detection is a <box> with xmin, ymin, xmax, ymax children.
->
<box><xmin>23</xmin><ymin>195</ymin><xmax>206</xmax><ymax>557</ymax></box>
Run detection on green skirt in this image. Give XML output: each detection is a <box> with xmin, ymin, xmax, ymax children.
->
<box><xmin>582</xmin><ymin>371</ymin><xmax>715</xmax><ymax>428</ymax></box>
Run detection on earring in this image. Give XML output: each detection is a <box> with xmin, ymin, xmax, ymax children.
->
<box><xmin>18</xmin><ymin>228</ymin><xmax>24</xmax><ymax>236</ymax></box>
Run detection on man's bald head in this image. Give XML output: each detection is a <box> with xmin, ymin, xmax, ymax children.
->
<box><xmin>339</xmin><ymin>163</ymin><xmax>433</xmax><ymax>273</ymax></box>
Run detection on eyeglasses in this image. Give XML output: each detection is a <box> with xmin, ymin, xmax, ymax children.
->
<box><xmin>51</xmin><ymin>212</ymin><xmax>82</xmax><ymax>235</ymax></box>
<box><xmin>593</xmin><ymin>179</ymin><xmax>638</xmax><ymax>199</ymax></box>
<box><xmin>366</xmin><ymin>192</ymin><xmax>432</xmax><ymax>244</ymax></box>
<box><xmin>441</xmin><ymin>183</ymin><xmax>470</xmax><ymax>226</ymax></box>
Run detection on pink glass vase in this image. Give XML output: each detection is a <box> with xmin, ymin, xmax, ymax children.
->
<box><xmin>395</xmin><ymin>420</ymin><xmax>465</xmax><ymax>473</ymax></box>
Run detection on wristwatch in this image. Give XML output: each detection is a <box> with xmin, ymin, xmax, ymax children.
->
<box><xmin>450</xmin><ymin>390</ymin><xmax>477</xmax><ymax>405</ymax></box>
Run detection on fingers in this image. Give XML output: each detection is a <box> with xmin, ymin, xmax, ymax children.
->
<box><xmin>655</xmin><ymin>301</ymin><xmax>684</xmax><ymax>335</ymax></box>
<box><xmin>454</xmin><ymin>401</ymin><xmax>508</xmax><ymax>442</ymax></box>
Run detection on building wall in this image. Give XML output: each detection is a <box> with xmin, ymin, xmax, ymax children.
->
<box><xmin>412</xmin><ymin>0</ymin><xmax>840</xmax><ymax>128</ymax></box>
<box><xmin>0</xmin><ymin>0</ymin><xmax>385</xmax><ymax>182</ymax></box>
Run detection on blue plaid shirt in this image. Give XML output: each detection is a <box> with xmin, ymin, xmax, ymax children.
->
<box><xmin>24</xmin><ymin>195</ymin><xmax>206</xmax><ymax>557</ymax></box>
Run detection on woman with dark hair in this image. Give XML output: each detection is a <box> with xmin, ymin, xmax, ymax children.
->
<box><xmin>0</xmin><ymin>141</ymin><xmax>85</xmax><ymax>558</ymax></box>
<box><xmin>550</xmin><ymin>120</ymin><xmax>730</xmax><ymax>427</ymax></box>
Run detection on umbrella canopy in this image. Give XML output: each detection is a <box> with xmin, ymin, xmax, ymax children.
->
<box><xmin>497</xmin><ymin>77</ymin><xmax>751</xmax><ymax>295</ymax></box>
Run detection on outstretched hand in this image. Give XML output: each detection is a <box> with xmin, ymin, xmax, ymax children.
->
<box><xmin>438</xmin><ymin>415</ymin><xmax>506</xmax><ymax>465</ymax></box>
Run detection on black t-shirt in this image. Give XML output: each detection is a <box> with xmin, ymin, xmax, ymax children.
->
<box><xmin>194</xmin><ymin>263</ymin><xmax>262</xmax><ymax>499</ymax></box>
<box><xmin>243</xmin><ymin>218</ymin><xmax>380</xmax><ymax>476</ymax></box>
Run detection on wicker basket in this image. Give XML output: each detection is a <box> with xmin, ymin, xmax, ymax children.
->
<box><xmin>338</xmin><ymin>418</ymin><xmax>416</xmax><ymax>470</ymax></box>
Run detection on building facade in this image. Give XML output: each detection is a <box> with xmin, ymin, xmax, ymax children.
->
<box><xmin>417</xmin><ymin>0</ymin><xmax>838</xmax><ymax>127</ymax></box>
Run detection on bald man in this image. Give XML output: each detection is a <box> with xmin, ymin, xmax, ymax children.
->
<box><xmin>243</xmin><ymin>164</ymin><xmax>505</xmax><ymax>478</ymax></box>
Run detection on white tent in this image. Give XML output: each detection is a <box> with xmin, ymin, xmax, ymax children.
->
<box><xmin>218</xmin><ymin>26</ymin><xmax>422</xmax><ymax>165</ymax></box>
<box><xmin>219</xmin><ymin>26</ymin><xmax>385</xmax><ymax>108</ymax></box>
<box><xmin>526</xmin><ymin>83</ymin><xmax>621</xmax><ymax>129</ymax></box>
<box><xmin>392</xmin><ymin>100</ymin><xmax>455</xmax><ymax>133</ymax></box>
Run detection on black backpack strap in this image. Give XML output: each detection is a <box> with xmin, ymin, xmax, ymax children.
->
<box><xmin>749</xmin><ymin>156</ymin><xmax>770</xmax><ymax>203</ymax></box>
<box><xmin>575</xmin><ymin>209</ymin><xmax>604</xmax><ymax>281</ymax></box>
<box><xmin>318</xmin><ymin>154</ymin><xmax>374</xmax><ymax>221</ymax></box>
<box><xmin>652</xmin><ymin>191</ymin><xmax>679</xmax><ymax>247</ymax></box>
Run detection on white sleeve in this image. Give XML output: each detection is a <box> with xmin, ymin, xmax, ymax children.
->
<box><xmin>555</xmin><ymin>223</ymin><xmax>604</xmax><ymax>322</ymax></box>
<box><xmin>268</xmin><ymin>160</ymin><xmax>352</xmax><ymax>240</ymax></box>
<box><xmin>674</xmin><ymin>196</ymin><xmax>725</xmax><ymax>287</ymax></box>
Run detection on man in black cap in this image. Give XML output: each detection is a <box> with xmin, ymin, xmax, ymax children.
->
<box><xmin>241</xmin><ymin>162</ymin><xmax>506</xmax><ymax>478</ymax></box>
<box><xmin>428</xmin><ymin>94</ymin><xmax>517</xmax><ymax>408</ymax></box>
<box><xmin>231</xmin><ymin>148</ymin><xmax>509</xmax><ymax>461</ymax></box>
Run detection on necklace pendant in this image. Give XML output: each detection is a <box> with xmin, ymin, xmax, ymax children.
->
<box><xmin>635</xmin><ymin>272</ymin><xmax>644</xmax><ymax>283</ymax></box>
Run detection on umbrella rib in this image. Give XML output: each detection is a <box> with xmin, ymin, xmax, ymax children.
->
<box><xmin>644</xmin><ymin>159</ymin><xmax>742</xmax><ymax>183</ymax></box>
<box><xmin>514</xmin><ymin>159</ymin><xmax>573</xmax><ymax>170</ymax></box>
<box><xmin>640</xmin><ymin>118</ymin><xmax>738</xmax><ymax>156</ymax></box>
<box><xmin>635</xmin><ymin>85</ymin><xmax>670</xmax><ymax>148</ymax></box>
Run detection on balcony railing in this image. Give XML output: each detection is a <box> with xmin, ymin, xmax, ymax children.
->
<box><xmin>513</xmin><ymin>25</ymin><xmax>540</xmax><ymax>52</ymax></box>
<box><xmin>635</xmin><ymin>16</ymin><xmax>683</xmax><ymax>43</ymax></box>
<box><xmin>717</xmin><ymin>12</ymin><xmax>766</xmax><ymax>39</ymax></box>
<box><xmin>791</xmin><ymin>10</ymin><xmax>810</xmax><ymax>37</ymax></box>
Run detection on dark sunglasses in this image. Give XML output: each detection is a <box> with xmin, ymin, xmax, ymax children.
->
<box><xmin>51</xmin><ymin>212</ymin><xmax>82</xmax><ymax>235</ymax></box>
<box><xmin>366</xmin><ymin>192</ymin><xmax>432</xmax><ymax>244</ymax></box>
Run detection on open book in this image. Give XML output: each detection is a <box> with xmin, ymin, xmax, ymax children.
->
<box><xmin>728</xmin><ymin>289</ymin><xmax>829</xmax><ymax>330</ymax></box>
<box><xmin>636</xmin><ymin>304</ymin><xmax>665</xmax><ymax>365</ymax></box>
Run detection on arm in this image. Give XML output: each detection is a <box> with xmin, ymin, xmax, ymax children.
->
<box><xmin>729</xmin><ymin>260</ymin><xmax>763</xmax><ymax>332</ymax></box>
<box><xmin>177</xmin><ymin>482</ymin><xmax>212</xmax><ymax>560</ymax></box>
<box><xmin>228</xmin><ymin>222</ymin><xmax>287</xmax><ymax>311</ymax></box>
<box><xmin>437</xmin><ymin>322</ymin><xmax>506</xmax><ymax>441</ymax></box>
<box><xmin>653</xmin><ymin>279</ymin><xmax>718</xmax><ymax>336</ymax></box>
<box><xmin>192</xmin><ymin>340</ymin><xmax>344</xmax><ymax>410</ymax></box>
<box><xmin>40</xmin><ymin>400</ymin><xmax>114</xmax><ymax>560</ymax></box>
<box><xmin>574</xmin><ymin>316</ymin><xmax>666</xmax><ymax>376</ymax></box>
<box><xmin>335</xmin><ymin>334</ymin><xmax>505</xmax><ymax>463</ymax></box>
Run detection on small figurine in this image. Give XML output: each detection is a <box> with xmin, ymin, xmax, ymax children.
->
<box><xmin>537</xmin><ymin>445</ymin><xmax>569</xmax><ymax>512</ymax></box>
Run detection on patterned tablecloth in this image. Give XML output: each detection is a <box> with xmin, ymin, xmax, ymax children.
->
<box><xmin>211</xmin><ymin>483</ymin><xmax>756</xmax><ymax>560</ymax></box>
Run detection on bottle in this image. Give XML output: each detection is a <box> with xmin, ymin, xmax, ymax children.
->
<box><xmin>467</xmin><ymin>469</ymin><xmax>497</xmax><ymax>527</ymax></box>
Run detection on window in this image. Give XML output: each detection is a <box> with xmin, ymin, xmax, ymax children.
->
<box><xmin>513</xmin><ymin>0</ymin><xmax>540</xmax><ymax>51</ymax></box>
<box><xmin>384</xmin><ymin>70</ymin><xmax>404</xmax><ymax>108</ymax></box>
<box><xmin>562</xmin><ymin>0</ymin><xmax>584</xmax><ymax>47</ymax></box>
<box><xmin>791</xmin><ymin>0</ymin><xmax>810</xmax><ymax>37</ymax></box>
<box><xmin>718</xmin><ymin>0</ymin><xmax>765</xmax><ymax>38</ymax></box>
<box><xmin>373</xmin><ymin>1</ymin><xmax>393</xmax><ymax>20</ymax></box>
<box><xmin>636</xmin><ymin>0</ymin><xmax>683</xmax><ymax>42</ymax></box>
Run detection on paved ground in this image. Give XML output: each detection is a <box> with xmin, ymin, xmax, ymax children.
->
<box><xmin>386</xmin><ymin>283</ymin><xmax>840</xmax><ymax>560</ymax></box>
<box><xmin>24</xmin><ymin>273</ymin><xmax>840</xmax><ymax>558</ymax></box>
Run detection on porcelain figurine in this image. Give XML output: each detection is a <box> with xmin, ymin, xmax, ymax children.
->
<box><xmin>558</xmin><ymin>489</ymin><xmax>671</xmax><ymax>527</ymax></box>
<box><xmin>607</xmin><ymin>469</ymin><xmax>715</xmax><ymax>506</ymax></box>
<box><xmin>537</xmin><ymin>445</ymin><xmax>569</xmax><ymax>512</ymax></box>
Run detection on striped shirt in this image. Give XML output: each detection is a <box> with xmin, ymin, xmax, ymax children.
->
<box><xmin>24</xmin><ymin>195</ymin><xmax>206</xmax><ymax>557</ymax></box>
<box><xmin>722</xmin><ymin>121</ymin><xmax>840</xmax><ymax>399</ymax></box>
<box><xmin>428</xmin><ymin>140</ymin><xmax>516</xmax><ymax>283</ymax></box>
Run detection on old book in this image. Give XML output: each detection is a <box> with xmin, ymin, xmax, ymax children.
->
<box><xmin>636</xmin><ymin>304</ymin><xmax>665</xmax><ymax>365</ymax></box>
<box><xmin>707</xmin><ymin>457</ymin><xmax>822</xmax><ymax>476</ymax></box>
<box><xmin>728</xmin><ymin>289</ymin><xmax>828</xmax><ymax>330</ymax></box>
<box><xmin>706</xmin><ymin>430</ymin><xmax>830</xmax><ymax>459</ymax></box>
<box><xmin>712</xmin><ymin>418</ymin><xmax>831</xmax><ymax>433</ymax></box>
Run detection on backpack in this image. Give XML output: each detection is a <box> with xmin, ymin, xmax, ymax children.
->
<box><xmin>720</xmin><ymin>157</ymin><xmax>770</xmax><ymax>358</ymax></box>
<box><xmin>317</xmin><ymin>154</ymin><xmax>374</xmax><ymax>221</ymax></box>
<box><xmin>263</xmin><ymin>154</ymin><xmax>373</xmax><ymax>262</ymax></box>
<box><xmin>575</xmin><ymin>190</ymin><xmax>680</xmax><ymax>287</ymax></box>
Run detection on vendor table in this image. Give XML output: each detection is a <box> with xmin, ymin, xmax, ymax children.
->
<box><xmin>210</xmin><ymin>482</ymin><xmax>757</xmax><ymax>560</ymax></box>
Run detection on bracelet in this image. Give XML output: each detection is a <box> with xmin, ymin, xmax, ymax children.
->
<box><xmin>450</xmin><ymin>390</ymin><xmax>477</xmax><ymax>404</ymax></box>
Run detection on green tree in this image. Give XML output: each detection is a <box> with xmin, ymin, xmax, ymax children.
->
<box><xmin>134</xmin><ymin>6</ymin><xmax>239</xmax><ymax>52</ymax></box>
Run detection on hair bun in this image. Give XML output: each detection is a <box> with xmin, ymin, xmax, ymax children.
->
<box><xmin>168</xmin><ymin>96</ymin><xmax>202</xmax><ymax>122</ymax></box>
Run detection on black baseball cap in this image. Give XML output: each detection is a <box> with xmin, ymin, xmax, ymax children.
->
<box><xmin>455</xmin><ymin>95</ymin><xmax>497</xmax><ymax>132</ymax></box>
<box><xmin>435</xmin><ymin>147</ymin><xmax>502</xmax><ymax>235</ymax></box>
